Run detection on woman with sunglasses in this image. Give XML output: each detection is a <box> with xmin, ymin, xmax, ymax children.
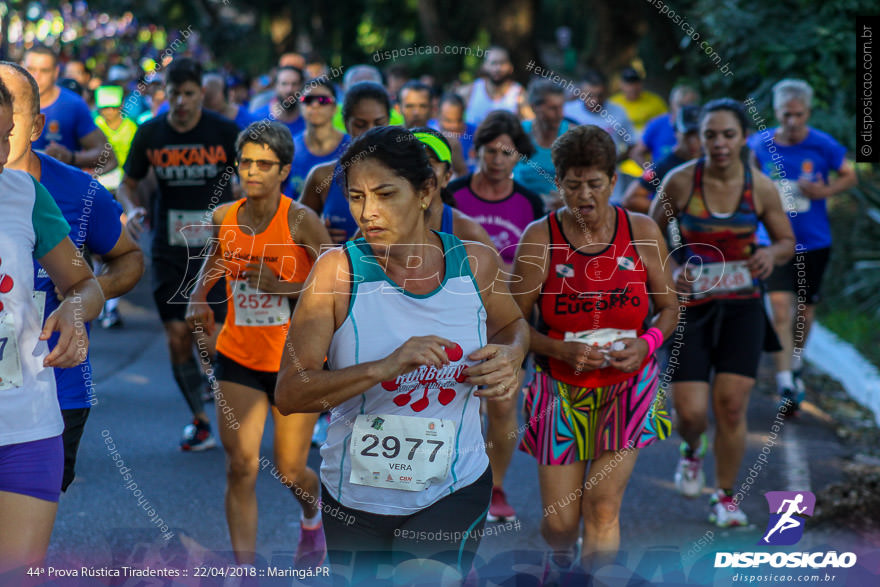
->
<box><xmin>286</xmin><ymin>79</ymin><xmax>348</xmax><ymax>199</ymax></box>
<box><xmin>301</xmin><ymin>81</ymin><xmax>391</xmax><ymax>243</ymax></box>
<box><xmin>186</xmin><ymin>121</ymin><xmax>334</xmax><ymax>568</ymax></box>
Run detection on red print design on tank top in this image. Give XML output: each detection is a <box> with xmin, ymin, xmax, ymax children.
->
<box><xmin>0</xmin><ymin>257</ymin><xmax>15</xmax><ymax>312</ymax></box>
<box><xmin>380</xmin><ymin>343</ymin><xmax>468</xmax><ymax>412</ymax></box>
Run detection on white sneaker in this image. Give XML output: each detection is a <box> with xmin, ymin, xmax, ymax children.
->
<box><xmin>708</xmin><ymin>490</ymin><xmax>748</xmax><ymax>527</ymax></box>
<box><xmin>674</xmin><ymin>435</ymin><xmax>707</xmax><ymax>498</ymax></box>
<box><xmin>675</xmin><ymin>456</ymin><xmax>705</xmax><ymax>498</ymax></box>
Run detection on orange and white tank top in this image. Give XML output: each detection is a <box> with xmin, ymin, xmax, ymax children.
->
<box><xmin>216</xmin><ymin>197</ymin><xmax>313</xmax><ymax>372</ymax></box>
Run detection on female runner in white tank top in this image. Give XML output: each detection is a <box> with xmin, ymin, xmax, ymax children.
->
<box><xmin>275</xmin><ymin>126</ymin><xmax>529</xmax><ymax>583</ymax></box>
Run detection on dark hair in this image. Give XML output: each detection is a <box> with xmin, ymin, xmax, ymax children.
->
<box><xmin>23</xmin><ymin>45</ymin><xmax>58</xmax><ymax>68</ymax></box>
<box><xmin>0</xmin><ymin>61</ymin><xmax>39</xmax><ymax>116</ymax></box>
<box><xmin>527</xmin><ymin>79</ymin><xmax>565</xmax><ymax>107</ymax></box>
<box><xmin>166</xmin><ymin>57</ymin><xmax>202</xmax><ymax>87</ymax></box>
<box><xmin>341</xmin><ymin>81</ymin><xmax>391</xmax><ymax>123</ymax></box>
<box><xmin>583</xmin><ymin>69</ymin><xmax>607</xmax><ymax>87</ymax></box>
<box><xmin>339</xmin><ymin>126</ymin><xmax>435</xmax><ymax>196</ymax></box>
<box><xmin>303</xmin><ymin>76</ymin><xmax>336</xmax><ymax>95</ymax></box>
<box><xmin>439</xmin><ymin>93</ymin><xmax>465</xmax><ymax>111</ymax></box>
<box><xmin>0</xmin><ymin>76</ymin><xmax>13</xmax><ymax>112</ymax></box>
<box><xmin>277</xmin><ymin>65</ymin><xmax>304</xmax><ymax>82</ymax></box>
<box><xmin>238</xmin><ymin>121</ymin><xmax>295</xmax><ymax>166</ymax></box>
<box><xmin>551</xmin><ymin>124</ymin><xmax>617</xmax><ymax>180</ymax></box>
<box><xmin>306</xmin><ymin>51</ymin><xmax>325</xmax><ymax>65</ymax></box>
<box><xmin>386</xmin><ymin>64</ymin><xmax>409</xmax><ymax>79</ymax></box>
<box><xmin>700</xmin><ymin>98</ymin><xmax>749</xmax><ymax>134</ymax></box>
<box><xmin>398</xmin><ymin>80</ymin><xmax>432</xmax><ymax>104</ymax></box>
<box><xmin>473</xmin><ymin>110</ymin><xmax>535</xmax><ymax>158</ymax></box>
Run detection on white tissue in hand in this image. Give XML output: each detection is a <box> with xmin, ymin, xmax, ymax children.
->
<box><xmin>611</xmin><ymin>341</ymin><xmax>626</xmax><ymax>352</ymax></box>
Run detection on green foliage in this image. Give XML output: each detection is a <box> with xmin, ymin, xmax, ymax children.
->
<box><xmin>676</xmin><ymin>0</ymin><xmax>869</xmax><ymax>149</ymax></box>
<box><xmin>817</xmin><ymin>171</ymin><xmax>880</xmax><ymax>366</ymax></box>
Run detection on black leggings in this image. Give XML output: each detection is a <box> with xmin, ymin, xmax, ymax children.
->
<box><xmin>322</xmin><ymin>466</ymin><xmax>492</xmax><ymax>583</ymax></box>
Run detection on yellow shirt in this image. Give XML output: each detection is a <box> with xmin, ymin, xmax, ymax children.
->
<box><xmin>609</xmin><ymin>91</ymin><xmax>667</xmax><ymax>134</ymax></box>
<box><xmin>94</xmin><ymin>116</ymin><xmax>138</xmax><ymax>167</ymax></box>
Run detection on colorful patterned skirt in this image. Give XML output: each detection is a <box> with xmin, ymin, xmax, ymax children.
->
<box><xmin>519</xmin><ymin>358</ymin><xmax>671</xmax><ymax>465</ymax></box>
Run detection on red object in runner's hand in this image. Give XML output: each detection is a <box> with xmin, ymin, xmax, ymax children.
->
<box><xmin>445</xmin><ymin>343</ymin><xmax>463</xmax><ymax>362</ymax></box>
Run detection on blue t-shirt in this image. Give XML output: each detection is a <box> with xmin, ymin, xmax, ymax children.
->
<box><xmin>642</xmin><ymin>113</ymin><xmax>676</xmax><ymax>161</ymax></box>
<box><xmin>33</xmin><ymin>152</ymin><xmax>124</xmax><ymax>409</ymax></box>
<box><xmin>251</xmin><ymin>103</ymin><xmax>306</xmax><ymax>139</ymax></box>
<box><xmin>284</xmin><ymin>133</ymin><xmax>350</xmax><ymax>199</ymax></box>
<box><xmin>234</xmin><ymin>105</ymin><xmax>255</xmax><ymax>130</ymax></box>
<box><xmin>748</xmin><ymin>128</ymin><xmax>846</xmax><ymax>251</ymax></box>
<box><xmin>35</xmin><ymin>87</ymin><xmax>99</xmax><ymax>152</ymax></box>
<box><xmin>323</xmin><ymin>162</ymin><xmax>359</xmax><ymax>240</ymax></box>
<box><xmin>513</xmin><ymin>119</ymin><xmax>570</xmax><ymax>195</ymax></box>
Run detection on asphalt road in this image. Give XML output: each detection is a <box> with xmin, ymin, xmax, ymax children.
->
<box><xmin>26</xmin><ymin>275</ymin><xmax>877</xmax><ymax>586</ymax></box>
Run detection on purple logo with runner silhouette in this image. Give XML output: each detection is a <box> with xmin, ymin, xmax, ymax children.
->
<box><xmin>760</xmin><ymin>491</ymin><xmax>815</xmax><ymax>546</ymax></box>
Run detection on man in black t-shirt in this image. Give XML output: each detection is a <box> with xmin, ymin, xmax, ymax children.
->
<box><xmin>118</xmin><ymin>58</ymin><xmax>240</xmax><ymax>451</ymax></box>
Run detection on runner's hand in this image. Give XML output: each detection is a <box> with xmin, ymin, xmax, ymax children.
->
<box><xmin>244</xmin><ymin>262</ymin><xmax>283</xmax><ymax>293</ymax></box>
<box><xmin>45</xmin><ymin>141</ymin><xmax>73</xmax><ymax>165</ymax></box>
<box><xmin>797</xmin><ymin>177</ymin><xmax>830</xmax><ymax>200</ymax></box>
<box><xmin>379</xmin><ymin>335</ymin><xmax>456</xmax><ymax>381</ymax></box>
<box><xmin>185</xmin><ymin>300</ymin><xmax>216</xmax><ymax>336</ymax></box>
<box><xmin>466</xmin><ymin>344</ymin><xmax>523</xmax><ymax>401</ymax></box>
<box><xmin>127</xmin><ymin>207</ymin><xmax>147</xmax><ymax>240</ymax></box>
<box><xmin>41</xmin><ymin>300</ymin><xmax>88</xmax><ymax>368</ymax></box>
<box><xmin>607</xmin><ymin>337</ymin><xmax>649</xmax><ymax>373</ymax></box>
<box><xmin>746</xmin><ymin>247</ymin><xmax>774</xmax><ymax>280</ymax></box>
<box><xmin>557</xmin><ymin>340</ymin><xmax>607</xmax><ymax>372</ymax></box>
<box><xmin>673</xmin><ymin>266</ymin><xmax>693</xmax><ymax>295</ymax></box>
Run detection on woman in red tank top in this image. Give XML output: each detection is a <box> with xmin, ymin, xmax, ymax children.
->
<box><xmin>185</xmin><ymin>122</ymin><xmax>334</xmax><ymax>568</ymax></box>
<box><xmin>510</xmin><ymin>125</ymin><xmax>678</xmax><ymax>575</ymax></box>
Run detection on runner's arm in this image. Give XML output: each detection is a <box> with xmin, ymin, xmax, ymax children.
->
<box><xmin>630</xmin><ymin>214</ymin><xmax>678</xmax><ymax>339</ymax></box>
<box><xmin>753</xmin><ymin>172</ymin><xmax>795</xmax><ymax>267</ymax></box>
<box><xmin>621</xmin><ymin>180</ymin><xmax>654</xmax><ymax>214</ymax></box>
<box><xmin>252</xmin><ymin>203</ymin><xmax>335</xmax><ymax>299</ymax></box>
<box><xmin>190</xmin><ymin>205</ymin><xmax>232</xmax><ymax>301</ymax></box>
<box><xmin>508</xmin><ymin>219</ymin><xmax>569</xmax><ymax>363</ymax></box>
<box><xmin>801</xmin><ymin>159</ymin><xmax>857</xmax><ymax>199</ymax></box>
<box><xmin>38</xmin><ymin>237</ymin><xmax>104</xmax><ymax>367</ymax></box>
<box><xmin>464</xmin><ymin>240</ymin><xmax>529</xmax><ymax>401</ymax></box>
<box><xmin>300</xmin><ymin>161</ymin><xmax>333</xmax><ymax>215</ymax></box>
<box><xmin>276</xmin><ymin>249</ymin><xmax>456</xmax><ymax>414</ymax></box>
<box><xmin>93</xmin><ymin>226</ymin><xmax>144</xmax><ymax>300</ymax></box>
<box><xmin>116</xmin><ymin>175</ymin><xmax>148</xmax><ymax>240</ymax></box>
<box><xmin>74</xmin><ymin>127</ymin><xmax>118</xmax><ymax>171</ymax></box>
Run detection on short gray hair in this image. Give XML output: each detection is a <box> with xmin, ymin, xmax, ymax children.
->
<box><xmin>237</xmin><ymin>121</ymin><xmax>295</xmax><ymax>165</ymax></box>
<box><xmin>527</xmin><ymin>79</ymin><xmax>565</xmax><ymax>107</ymax></box>
<box><xmin>670</xmin><ymin>84</ymin><xmax>699</xmax><ymax>106</ymax></box>
<box><xmin>772</xmin><ymin>79</ymin><xmax>813</xmax><ymax>110</ymax></box>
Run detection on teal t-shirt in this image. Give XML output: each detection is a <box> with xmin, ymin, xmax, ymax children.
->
<box><xmin>31</xmin><ymin>176</ymin><xmax>71</xmax><ymax>259</ymax></box>
<box><xmin>513</xmin><ymin>119</ymin><xmax>570</xmax><ymax>196</ymax></box>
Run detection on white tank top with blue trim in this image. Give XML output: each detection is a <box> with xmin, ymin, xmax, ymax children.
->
<box><xmin>0</xmin><ymin>169</ymin><xmax>63</xmax><ymax>446</ymax></box>
<box><xmin>322</xmin><ymin>231</ymin><xmax>489</xmax><ymax>515</ymax></box>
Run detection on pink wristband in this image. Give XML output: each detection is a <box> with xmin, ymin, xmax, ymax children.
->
<box><xmin>639</xmin><ymin>327</ymin><xmax>664</xmax><ymax>356</ymax></box>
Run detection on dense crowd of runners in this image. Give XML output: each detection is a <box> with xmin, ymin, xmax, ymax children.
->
<box><xmin>0</xmin><ymin>23</ymin><xmax>858</xmax><ymax>584</ymax></box>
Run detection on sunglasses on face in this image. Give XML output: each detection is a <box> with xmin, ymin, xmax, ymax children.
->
<box><xmin>239</xmin><ymin>158</ymin><xmax>281</xmax><ymax>171</ymax></box>
<box><xmin>299</xmin><ymin>94</ymin><xmax>335</xmax><ymax>106</ymax></box>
